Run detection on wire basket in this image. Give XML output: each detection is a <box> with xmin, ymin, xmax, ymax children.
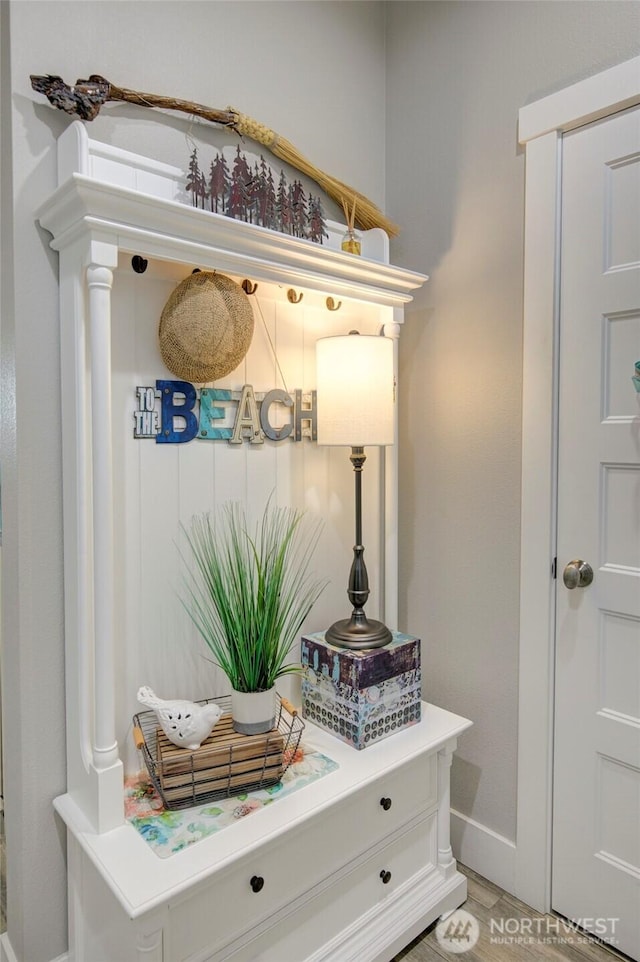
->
<box><xmin>133</xmin><ymin>694</ymin><xmax>304</xmax><ymax>811</ymax></box>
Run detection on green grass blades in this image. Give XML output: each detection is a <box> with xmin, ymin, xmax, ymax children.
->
<box><xmin>180</xmin><ymin>501</ymin><xmax>325</xmax><ymax>693</ymax></box>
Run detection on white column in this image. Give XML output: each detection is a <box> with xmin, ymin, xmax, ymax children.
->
<box><xmin>87</xmin><ymin>264</ymin><xmax>119</xmax><ymax>772</ymax></box>
<box><xmin>136</xmin><ymin>925</ymin><xmax>165</xmax><ymax>961</ymax></box>
<box><xmin>437</xmin><ymin>743</ymin><xmax>457</xmax><ymax>878</ymax></box>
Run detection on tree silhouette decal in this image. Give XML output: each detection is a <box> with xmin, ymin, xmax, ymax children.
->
<box><xmin>186</xmin><ymin>148</ymin><xmax>200</xmax><ymax>205</ymax></box>
<box><xmin>209</xmin><ymin>153</ymin><xmax>230</xmax><ymax>213</ymax></box>
<box><xmin>185</xmin><ymin>146</ymin><xmax>328</xmax><ymax>244</ymax></box>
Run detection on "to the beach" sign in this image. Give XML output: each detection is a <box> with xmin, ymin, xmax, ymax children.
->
<box><xmin>134</xmin><ymin>380</ymin><xmax>317</xmax><ymax>444</ymax></box>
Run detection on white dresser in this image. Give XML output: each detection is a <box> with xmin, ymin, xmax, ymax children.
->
<box><xmin>56</xmin><ymin>702</ymin><xmax>471</xmax><ymax>962</ymax></box>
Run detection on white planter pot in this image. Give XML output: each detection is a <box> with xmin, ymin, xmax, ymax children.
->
<box><xmin>231</xmin><ymin>686</ymin><xmax>277</xmax><ymax>735</ymax></box>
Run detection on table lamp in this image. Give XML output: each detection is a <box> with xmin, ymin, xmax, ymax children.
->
<box><xmin>316</xmin><ymin>330</ymin><xmax>394</xmax><ymax>650</ymax></box>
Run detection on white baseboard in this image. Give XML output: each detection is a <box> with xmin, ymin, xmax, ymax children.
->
<box><xmin>0</xmin><ymin>934</ymin><xmax>18</xmax><ymax>962</ymax></box>
<box><xmin>0</xmin><ymin>934</ymin><xmax>68</xmax><ymax>962</ymax></box>
<box><xmin>451</xmin><ymin>808</ymin><xmax>517</xmax><ymax>895</ymax></box>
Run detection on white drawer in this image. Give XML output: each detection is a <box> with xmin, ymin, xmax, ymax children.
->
<box><xmin>166</xmin><ymin>753</ymin><xmax>437</xmax><ymax>961</ymax></box>
<box><xmin>364</xmin><ymin>751</ymin><xmax>437</xmax><ymax>831</ymax></box>
<box><xmin>217</xmin><ymin>812</ymin><xmax>438</xmax><ymax>962</ymax></box>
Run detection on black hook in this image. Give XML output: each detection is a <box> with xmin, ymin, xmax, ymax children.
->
<box><xmin>131</xmin><ymin>255</ymin><xmax>148</xmax><ymax>274</ymax></box>
<box><xmin>242</xmin><ymin>279</ymin><xmax>258</xmax><ymax>295</ymax></box>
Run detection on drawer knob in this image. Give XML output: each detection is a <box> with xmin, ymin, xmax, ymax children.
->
<box><xmin>250</xmin><ymin>875</ymin><xmax>264</xmax><ymax>893</ymax></box>
<box><xmin>379</xmin><ymin>869</ymin><xmax>392</xmax><ymax>884</ymax></box>
<box><xmin>380</xmin><ymin>796</ymin><xmax>392</xmax><ymax>811</ymax></box>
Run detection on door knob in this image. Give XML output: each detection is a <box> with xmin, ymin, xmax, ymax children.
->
<box><xmin>562</xmin><ymin>560</ymin><xmax>593</xmax><ymax>589</ymax></box>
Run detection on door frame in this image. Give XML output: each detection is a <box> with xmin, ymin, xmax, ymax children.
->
<box><xmin>516</xmin><ymin>55</ymin><xmax>640</xmax><ymax>914</ymax></box>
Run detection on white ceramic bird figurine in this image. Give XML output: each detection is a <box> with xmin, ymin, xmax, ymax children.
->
<box><xmin>137</xmin><ymin>686</ymin><xmax>223</xmax><ymax>750</ymax></box>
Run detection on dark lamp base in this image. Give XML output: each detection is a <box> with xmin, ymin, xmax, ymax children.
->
<box><xmin>325</xmin><ymin>616</ymin><xmax>392</xmax><ymax>651</ymax></box>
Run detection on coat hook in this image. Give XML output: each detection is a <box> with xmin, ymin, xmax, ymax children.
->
<box><xmin>192</xmin><ymin>268</ymin><xmax>202</xmax><ymax>274</ymax></box>
<box><xmin>326</xmin><ymin>296</ymin><xmax>342</xmax><ymax>312</ymax></box>
<box><xmin>287</xmin><ymin>288</ymin><xmax>303</xmax><ymax>304</ymax></box>
<box><xmin>131</xmin><ymin>255</ymin><xmax>148</xmax><ymax>274</ymax></box>
<box><xmin>242</xmin><ymin>279</ymin><xmax>258</xmax><ymax>295</ymax></box>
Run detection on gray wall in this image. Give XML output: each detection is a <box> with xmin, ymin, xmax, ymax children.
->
<box><xmin>2</xmin><ymin>1</ymin><xmax>640</xmax><ymax>960</ymax></box>
<box><xmin>388</xmin><ymin>0</ymin><xmax>640</xmax><ymax>843</ymax></box>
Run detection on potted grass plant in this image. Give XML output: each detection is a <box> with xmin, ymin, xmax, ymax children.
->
<box><xmin>181</xmin><ymin>500</ymin><xmax>325</xmax><ymax>734</ymax></box>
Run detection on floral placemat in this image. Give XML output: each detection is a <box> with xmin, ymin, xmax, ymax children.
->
<box><xmin>125</xmin><ymin>746</ymin><xmax>338</xmax><ymax>858</ymax></box>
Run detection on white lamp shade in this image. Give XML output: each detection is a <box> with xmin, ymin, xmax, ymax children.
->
<box><xmin>316</xmin><ymin>333</ymin><xmax>395</xmax><ymax>446</ymax></box>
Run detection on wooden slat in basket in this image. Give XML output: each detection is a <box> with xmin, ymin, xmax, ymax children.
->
<box><xmin>156</xmin><ymin>712</ymin><xmax>285</xmax><ymax>804</ymax></box>
<box><xmin>161</xmin><ymin>763</ymin><xmax>283</xmax><ymax>803</ymax></box>
<box><xmin>156</xmin><ymin>715</ymin><xmax>282</xmax><ymax>771</ymax></box>
<box><xmin>159</xmin><ymin>748</ymin><xmax>284</xmax><ymax>790</ymax></box>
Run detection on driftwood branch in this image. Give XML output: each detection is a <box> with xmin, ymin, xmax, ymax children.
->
<box><xmin>31</xmin><ymin>74</ymin><xmax>110</xmax><ymax>121</ymax></box>
<box><xmin>30</xmin><ymin>73</ymin><xmax>398</xmax><ymax>236</ymax></box>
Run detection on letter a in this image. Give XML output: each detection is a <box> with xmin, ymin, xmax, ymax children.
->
<box><xmin>230</xmin><ymin>384</ymin><xmax>264</xmax><ymax>444</ymax></box>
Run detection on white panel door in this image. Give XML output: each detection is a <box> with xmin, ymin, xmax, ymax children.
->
<box><xmin>553</xmin><ymin>106</ymin><xmax>640</xmax><ymax>960</ymax></box>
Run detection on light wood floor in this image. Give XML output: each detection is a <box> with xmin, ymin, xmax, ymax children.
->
<box><xmin>394</xmin><ymin>863</ymin><xmax>626</xmax><ymax>962</ymax></box>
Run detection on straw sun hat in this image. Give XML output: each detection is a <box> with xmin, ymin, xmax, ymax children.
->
<box><xmin>159</xmin><ymin>271</ymin><xmax>255</xmax><ymax>383</ymax></box>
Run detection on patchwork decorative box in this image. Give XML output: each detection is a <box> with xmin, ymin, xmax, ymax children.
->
<box><xmin>301</xmin><ymin>631</ymin><xmax>421</xmax><ymax>749</ymax></box>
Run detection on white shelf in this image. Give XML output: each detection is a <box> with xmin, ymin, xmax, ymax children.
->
<box><xmin>37</xmin><ymin>121</ymin><xmax>427</xmax><ymax>309</ymax></box>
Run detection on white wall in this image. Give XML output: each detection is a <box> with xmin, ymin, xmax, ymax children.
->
<box><xmin>1</xmin><ymin>4</ymin><xmax>385</xmax><ymax>960</ymax></box>
<box><xmin>388</xmin><ymin>0</ymin><xmax>640</xmax><ymax>864</ymax></box>
<box><xmin>110</xmin><ymin>265</ymin><xmax>388</xmax><ymax>777</ymax></box>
